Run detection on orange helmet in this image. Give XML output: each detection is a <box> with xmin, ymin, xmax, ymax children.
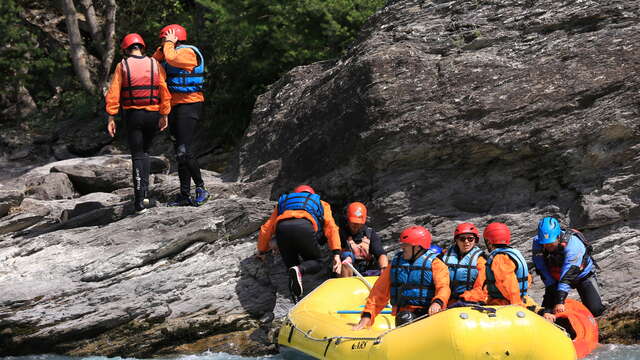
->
<box><xmin>159</xmin><ymin>24</ymin><xmax>187</xmax><ymax>41</ymax></box>
<box><xmin>120</xmin><ymin>33</ymin><xmax>145</xmax><ymax>50</ymax></box>
<box><xmin>293</xmin><ymin>184</ymin><xmax>315</xmax><ymax>194</ymax></box>
<box><xmin>399</xmin><ymin>226</ymin><xmax>432</xmax><ymax>249</ymax></box>
<box><xmin>483</xmin><ymin>222</ymin><xmax>511</xmax><ymax>245</ymax></box>
<box><xmin>454</xmin><ymin>222</ymin><xmax>479</xmax><ymax>239</ymax></box>
<box><xmin>346</xmin><ymin>202</ymin><xmax>367</xmax><ymax>224</ymax></box>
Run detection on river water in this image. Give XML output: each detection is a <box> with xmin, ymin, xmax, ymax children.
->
<box><xmin>2</xmin><ymin>344</ymin><xmax>640</xmax><ymax>360</ymax></box>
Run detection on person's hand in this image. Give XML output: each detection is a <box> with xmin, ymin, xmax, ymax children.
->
<box><xmin>159</xmin><ymin>115</ymin><xmax>168</xmax><ymax>131</ymax></box>
<box><xmin>352</xmin><ymin>316</ymin><xmax>371</xmax><ymax>330</ymax></box>
<box><xmin>268</xmin><ymin>238</ymin><xmax>279</xmax><ymax>254</ymax></box>
<box><xmin>543</xmin><ymin>312</ymin><xmax>556</xmax><ymax>323</ymax></box>
<box><xmin>107</xmin><ymin>117</ymin><xmax>116</xmax><ymax>137</ymax></box>
<box><xmin>428</xmin><ymin>302</ymin><xmax>442</xmax><ymax>316</ymax></box>
<box><xmin>554</xmin><ymin>303</ymin><xmax>566</xmax><ymax>314</ymax></box>
<box><xmin>332</xmin><ymin>254</ymin><xmax>342</xmax><ymax>275</ymax></box>
<box><xmin>164</xmin><ymin>28</ymin><xmax>178</xmax><ymax>43</ymax></box>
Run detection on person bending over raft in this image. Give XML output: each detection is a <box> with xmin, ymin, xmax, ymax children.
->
<box><xmin>533</xmin><ymin>217</ymin><xmax>605</xmax><ymax>321</ymax></box>
<box><xmin>353</xmin><ymin>226</ymin><xmax>450</xmax><ymax>329</ymax></box>
<box><xmin>483</xmin><ymin>222</ymin><xmax>530</xmax><ymax>306</ymax></box>
<box><xmin>339</xmin><ymin>202</ymin><xmax>388</xmax><ymax>277</ymax></box>
<box><xmin>105</xmin><ymin>33</ymin><xmax>170</xmax><ymax>214</ymax></box>
<box><xmin>441</xmin><ymin>222</ymin><xmax>488</xmax><ymax>306</ymax></box>
<box><xmin>257</xmin><ymin>185</ymin><xmax>341</xmax><ymax>300</ymax></box>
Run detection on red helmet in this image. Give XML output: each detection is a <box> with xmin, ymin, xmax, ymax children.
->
<box><xmin>159</xmin><ymin>24</ymin><xmax>187</xmax><ymax>41</ymax></box>
<box><xmin>454</xmin><ymin>222</ymin><xmax>479</xmax><ymax>239</ymax></box>
<box><xmin>293</xmin><ymin>185</ymin><xmax>315</xmax><ymax>194</ymax></box>
<box><xmin>483</xmin><ymin>222</ymin><xmax>511</xmax><ymax>245</ymax></box>
<box><xmin>347</xmin><ymin>202</ymin><xmax>367</xmax><ymax>224</ymax></box>
<box><xmin>399</xmin><ymin>226</ymin><xmax>432</xmax><ymax>249</ymax></box>
<box><xmin>120</xmin><ymin>33</ymin><xmax>145</xmax><ymax>50</ymax></box>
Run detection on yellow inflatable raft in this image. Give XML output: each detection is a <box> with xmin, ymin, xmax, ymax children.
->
<box><xmin>278</xmin><ymin>276</ymin><xmax>577</xmax><ymax>360</ymax></box>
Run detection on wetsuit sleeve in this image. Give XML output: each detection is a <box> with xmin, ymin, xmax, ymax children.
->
<box><xmin>362</xmin><ymin>265</ymin><xmax>392</xmax><ymax>323</ymax></box>
<box><xmin>556</xmin><ymin>236</ymin><xmax>587</xmax><ymax>301</ymax></box>
<box><xmin>105</xmin><ymin>63</ymin><xmax>122</xmax><ymax>116</ymax></box>
<box><xmin>532</xmin><ymin>239</ymin><xmax>556</xmax><ymax>288</ymax></box>
<box><xmin>368</xmin><ymin>229</ymin><xmax>386</xmax><ymax>258</ymax></box>
<box><xmin>152</xmin><ymin>46</ymin><xmax>164</xmax><ymax>62</ymax></box>
<box><xmin>162</xmin><ymin>41</ymin><xmax>197</xmax><ymax>71</ymax></box>
<box><xmin>257</xmin><ymin>207</ymin><xmax>279</xmax><ymax>253</ymax></box>
<box><xmin>432</xmin><ymin>258</ymin><xmax>451</xmax><ymax>306</ymax></box>
<box><xmin>492</xmin><ymin>254</ymin><xmax>524</xmax><ymax>306</ymax></box>
<box><xmin>157</xmin><ymin>63</ymin><xmax>171</xmax><ymax>115</ymax></box>
<box><xmin>459</xmin><ymin>256</ymin><xmax>488</xmax><ymax>303</ymax></box>
<box><xmin>321</xmin><ymin>201</ymin><xmax>341</xmax><ymax>253</ymax></box>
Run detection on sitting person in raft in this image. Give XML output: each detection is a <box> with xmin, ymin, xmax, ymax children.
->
<box><xmin>352</xmin><ymin>226</ymin><xmax>450</xmax><ymax>329</ymax></box>
<box><xmin>339</xmin><ymin>202</ymin><xmax>388</xmax><ymax>277</ymax></box>
<box><xmin>440</xmin><ymin>222</ymin><xmax>488</xmax><ymax>306</ymax></box>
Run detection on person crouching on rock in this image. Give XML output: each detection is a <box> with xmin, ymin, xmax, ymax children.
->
<box><xmin>483</xmin><ymin>222</ymin><xmax>530</xmax><ymax>306</ymax></box>
<box><xmin>353</xmin><ymin>226</ymin><xmax>450</xmax><ymax>329</ymax></box>
<box><xmin>532</xmin><ymin>217</ymin><xmax>605</xmax><ymax>321</ymax></box>
<box><xmin>256</xmin><ymin>185</ymin><xmax>342</xmax><ymax>301</ymax></box>
<box><xmin>106</xmin><ymin>33</ymin><xmax>170</xmax><ymax>214</ymax></box>
<box><xmin>339</xmin><ymin>202</ymin><xmax>388</xmax><ymax>277</ymax></box>
<box><xmin>441</xmin><ymin>222</ymin><xmax>488</xmax><ymax>306</ymax></box>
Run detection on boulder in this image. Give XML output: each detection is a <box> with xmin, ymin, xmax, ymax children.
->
<box><xmin>24</xmin><ymin>172</ymin><xmax>76</xmax><ymax>200</ymax></box>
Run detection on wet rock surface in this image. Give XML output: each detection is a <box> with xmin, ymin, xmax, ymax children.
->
<box><xmin>2</xmin><ymin>0</ymin><xmax>640</xmax><ymax>357</ymax></box>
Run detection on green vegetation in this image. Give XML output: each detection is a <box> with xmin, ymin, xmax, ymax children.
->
<box><xmin>2</xmin><ymin>0</ymin><xmax>385</xmax><ymax>144</ymax></box>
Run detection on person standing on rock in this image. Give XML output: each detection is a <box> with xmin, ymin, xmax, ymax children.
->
<box><xmin>106</xmin><ymin>33</ymin><xmax>170</xmax><ymax>214</ymax></box>
<box><xmin>153</xmin><ymin>24</ymin><xmax>209</xmax><ymax>207</ymax></box>
<box><xmin>352</xmin><ymin>225</ymin><xmax>450</xmax><ymax>329</ymax></box>
<box><xmin>532</xmin><ymin>217</ymin><xmax>605</xmax><ymax>320</ymax></box>
<box><xmin>440</xmin><ymin>222</ymin><xmax>488</xmax><ymax>306</ymax></box>
<box><xmin>257</xmin><ymin>185</ymin><xmax>342</xmax><ymax>301</ymax></box>
<box><xmin>483</xmin><ymin>222</ymin><xmax>530</xmax><ymax>306</ymax></box>
<box><xmin>338</xmin><ymin>202</ymin><xmax>388</xmax><ymax>277</ymax></box>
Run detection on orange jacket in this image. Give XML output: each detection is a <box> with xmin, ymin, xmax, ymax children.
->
<box><xmin>485</xmin><ymin>254</ymin><xmax>526</xmax><ymax>306</ymax></box>
<box><xmin>152</xmin><ymin>41</ymin><xmax>205</xmax><ymax>105</ymax></box>
<box><xmin>452</xmin><ymin>256</ymin><xmax>488</xmax><ymax>305</ymax></box>
<box><xmin>362</xmin><ymin>257</ymin><xmax>451</xmax><ymax>324</ymax></box>
<box><xmin>257</xmin><ymin>200</ymin><xmax>340</xmax><ymax>253</ymax></box>
<box><xmin>105</xmin><ymin>59</ymin><xmax>171</xmax><ymax>116</ymax></box>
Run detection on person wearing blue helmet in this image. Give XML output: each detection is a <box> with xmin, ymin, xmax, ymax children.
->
<box><xmin>532</xmin><ymin>217</ymin><xmax>605</xmax><ymax>321</ymax></box>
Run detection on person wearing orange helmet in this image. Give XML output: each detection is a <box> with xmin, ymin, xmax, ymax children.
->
<box><xmin>441</xmin><ymin>222</ymin><xmax>488</xmax><ymax>305</ymax></box>
<box><xmin>483</xmin><ymin>222</ymin><xmax>529</xmax><ymax>306</ymax></box>
<box><xmin>257</xmin><ymin>185</ymin><xmax>341</xmax><ymax>301</ymax></box>
<box><xmin>353</xmin><ymin>226</ymin><xmax>450</xmax><ymax>329</ymax></box>
<box><xmin>153</xmin><ymin>24</ymin><xmax>209</xmax><ymax>207</ymax></box>
<box><xmin>339</xmin><ymin>202</ymin><xmax>388</xmax><ymax>278</ymax></box>
<box><xmin>105</xmin><ymin>33</ymin><xmax>171</xmax><ymax>214</ymax></box>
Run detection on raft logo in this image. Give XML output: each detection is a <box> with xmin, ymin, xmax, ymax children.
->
<box><xmin>351</xmin><ymin>341</ymin><xmax>367</xmax><ymax>350</ymax></box>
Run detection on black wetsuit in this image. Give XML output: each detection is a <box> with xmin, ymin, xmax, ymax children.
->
<box><xmin>124</xmin><ymin>109</ymin><xmax>159</xmax><ymax>199</ymax></box>
<box><xmin>168</xmin><ymin>102</ymin><xmax>204</xmax><ymax>196</ymax></box>
<box><xmin>276</xmin><ymin>218</ymin><xmax>323</xmax><ymax>275</ymax></box>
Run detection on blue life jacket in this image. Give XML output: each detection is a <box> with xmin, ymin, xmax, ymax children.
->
<box><xmin>485</xmin><ymin>247</ymin><xmax>529</xmax><ymax>300</ymax></box>
<box><xmin>277</xmin><ymin>192</ymin><xmax>324</xmax><ymax>232</ymax></box>
<box><xmin>442</xmin><ymin>245</ymin><xmax>484</xmax><ymax>298</ymax></box>
<box><xmin>390</xmin><ymin>250</ymin><xmax>439</xmax><ymax>307</ymax></box>
<box><xmin>163</xmin><ymin>45</ymin><xmax>205</xmax><ymax>93</ymax></box>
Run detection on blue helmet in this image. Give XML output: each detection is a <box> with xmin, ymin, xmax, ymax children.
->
<box><xmin>537</xmin><ymin>217</ymin><xmax>562</xmax><ymax>244</ymax></box>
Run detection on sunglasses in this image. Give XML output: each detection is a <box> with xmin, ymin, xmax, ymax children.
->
<box><xmin>456</xmin><ymin>236</ymin><xmax>477</xmax><ymax>243</ymax></box>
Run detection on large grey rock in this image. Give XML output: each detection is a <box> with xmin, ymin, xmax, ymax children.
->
<box><xmin>25</xmin><ymin>172</ymin><xmax>76</xmax><ymax>200</ymax></box>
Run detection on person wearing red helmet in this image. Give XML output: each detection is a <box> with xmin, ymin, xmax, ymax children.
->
<box><xmin>353</xmin><ymin>226</ymin><xmax>450</xmax><ymax>330</ymax></box>
<box><xmin>338</xmin><ymin>202</ymin><xmax>388</xmax><ymax>278</ymax></box>
<box><xmin>153</xmin><ymin>24</ymin><xmax>209</xmax><ymax>207</ymax></box>
<box><xmin>257</xmin><ymin>185</ymin><xmax>341</xmax><ymax>301</ymax></box>
<box><xmin>483</xmin><ymin>222</ymin><xmax>529</xmax><ymax>306</ymax></box>
<box><xmin>105</xmin><ymin>33</ymin><xmax>171</xmax><ymax>214</ymax></box>
<box><xmin>441</xmin><ymin>222</ymin><xmax>488</xmax><ymax>305</ymax></box>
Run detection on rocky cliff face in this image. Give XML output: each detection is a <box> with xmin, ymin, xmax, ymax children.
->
<box><xmin>2</xmin><ymin>0</ymin><xmax>640</xmax><ymax>357</ymax></box>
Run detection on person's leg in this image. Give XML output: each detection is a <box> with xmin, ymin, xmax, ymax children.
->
<box><xmin>576</xmin><ymin>275</ymin><xmax>606</xmax><ymax>316</ymax></box>
<box><xmin>167</xmin><ymin>105</ymin><xmax>193</xmax><ymax>206</ymax></box>
<box><xmin>125</xmin><ymin>110</ymin><xmax>147</xmax><ymax>213</ymax></box>
<box><xmin>179</xmin><ymin>102</ymin><xmax>208</xmax><ymax>205</ymax></box>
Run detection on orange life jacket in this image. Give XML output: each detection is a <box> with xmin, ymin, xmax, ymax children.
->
<box><xmin>120</xmin><ymin>56</ymin><xmax>161</xmax><ymax>107</ymax></box>
<box><xmin>556</xmin><ymin>299</ymin><xmax>599</xmax><ymax>359</ymax></box>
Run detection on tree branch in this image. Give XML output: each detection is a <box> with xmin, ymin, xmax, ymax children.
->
<box><xmin>100</xmin><ymin>0</ymin><xmax>117</xmax><ymax>94</ymax></box>
<box><xmin>61</xmin><ymin>0</ymin><xmax>96</xmax><ymax>93</ymax></box>
<box><xmin>79</xmin><ymin>0</ymin><xmax>105</xmax><ymax>57</ymax></box>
